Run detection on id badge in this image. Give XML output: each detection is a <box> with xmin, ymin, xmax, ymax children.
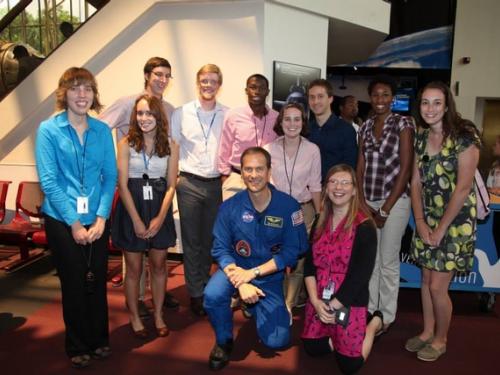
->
<box><xmin>322</xmin><ymin>280</ymin><xmax>335</xmax><ymax>301</ymax></box>
<box><xmin>77</xmin><ymin>196</ymin><xmax>89</xmax><ymax>214</ymax></box>
<box><xmin>143</xmin><ymin>185</ymin><xmax>153</xmax><ymax>200</ymax></box>
<box><xmin>199</xmin><ymin>150</ymin><xmax>212</xmax><ymax>168</ymax></box>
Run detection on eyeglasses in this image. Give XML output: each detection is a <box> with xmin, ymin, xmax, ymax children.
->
<box><xmin>199</xmin><ymin>79</ymin><xmax>218</xmax><ymax>86</ymax></box>
<box><xmin>328</xmin><ymin>179</ymin><xmax>353</xmax><ymax>187</ymax></box>
<box><xmin>152</xmin><ymin>71</ymin><xmax>173</xmax><ymax>80</ymax></box>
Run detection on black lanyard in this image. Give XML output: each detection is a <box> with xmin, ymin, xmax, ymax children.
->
<box><xmin>283</xmin><ymin>137</ymin><xmax>302</xmax><ymax>196</ymax></box>
<box><xmin>67</xmin><ymin>126</ymin><xmax>88</xmax><ymax>194</ymax></box>
<box><xmin>254</xmin><ymin>115</ymin><xmax>267</xmax><ymax>147</ymax></box>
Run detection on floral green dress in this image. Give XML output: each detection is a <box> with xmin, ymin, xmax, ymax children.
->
<box><xmin>411</xmin><ymin>129</ymin><xmax>480</xmax><ymax>272</ymax></box>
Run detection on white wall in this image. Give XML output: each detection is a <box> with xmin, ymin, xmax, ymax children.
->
<box><xmin>0</xmin><ymin>0</ymin><xmax>388</xmax><ymax>210</ymax></box>
<box><xmin>263</xmin><ymin>1</ymin><xmax>328</xmax><ymax>80</ymax></box>
<box><xmin>451</xmin><ymin>0</ymin><xmax>500</xmax><ymax>126</ymax></box>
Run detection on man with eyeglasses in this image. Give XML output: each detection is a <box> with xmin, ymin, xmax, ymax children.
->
<box><xmin>99</xmin><ymin>56</ymin><xmax>179</xmax><ymax>315</ymax></box>
<box><xmin>170</xmin><ymin>64</ymin><xmax>228</xmax><ymax>317</ymax></box>
<box><xmin>307</xmin><ymin>79</ymin><xmax>358</xmax><ymax>182</ymax></box>
<box><xmin>217</xmin><ymin>74</ymin><xmax>278</xmax><ymax>201</ymax></box>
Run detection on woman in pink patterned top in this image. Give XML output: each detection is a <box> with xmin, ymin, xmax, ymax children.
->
<box><xmin>302</xmin><ymin>164</ymin><xmax>382</xmax><ymax>374</ymax></box>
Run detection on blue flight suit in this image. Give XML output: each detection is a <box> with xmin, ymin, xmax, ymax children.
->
<box><xmin>204</xmin><ymin>185</ymin><xmax>308</xmax><ymax>349</ymax></box>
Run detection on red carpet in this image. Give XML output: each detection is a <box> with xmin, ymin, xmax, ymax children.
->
<box><xmin>0</xmin><ymin>262</ymin><xmax>499</xmax><ymax>374</ymax></box>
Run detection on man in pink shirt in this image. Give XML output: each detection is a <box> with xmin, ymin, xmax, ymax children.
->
<box><xmin>217</xmin><ymin>74</ymin><xmax>278</xmax><ymax>200</ymax></box>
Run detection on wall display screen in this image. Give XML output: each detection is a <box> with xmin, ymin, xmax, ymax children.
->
<box><xmin>272</xmin><ymin>61</ymin><xmax>321</xmax><ymax>113</ymax></box>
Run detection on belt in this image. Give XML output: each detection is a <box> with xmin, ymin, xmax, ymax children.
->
<box><xmin>230</xmin><ymin>166</ymin><xmax>241</xmax><ymax>175</ymax></box>
<box><xmin>179</xmin><ymin>171</ymin><xmax>221</xmax><ymax>182</ymax></box>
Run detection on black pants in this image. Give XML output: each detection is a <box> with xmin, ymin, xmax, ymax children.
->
<box><xmin>44</xmin><ymin>215</ymin><xmax>110</xmax><ymax>357</ymax></box>
<box><xmin>176</xmin><ymin>174</ymin><xmax>222</xmax><ymax>298</ymax></box>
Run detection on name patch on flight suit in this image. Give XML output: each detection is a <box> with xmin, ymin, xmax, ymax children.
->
<box><xmin>264</xmin><ymin>216</ymin><xmax>283</xmax><ymax>228</ymax></box>
<box><xmin>235</xmin><ymin>240</ymin><xmax>251</xmax><ymax>257</ymax></box>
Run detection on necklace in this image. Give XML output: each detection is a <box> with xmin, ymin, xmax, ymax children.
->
<box><xmin>283</xmin><ymin>137</ymin><xmax>302</xmax><ymax>196</ymax></box>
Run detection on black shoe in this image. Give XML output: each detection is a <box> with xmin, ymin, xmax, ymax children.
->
<box><xmin>164</xmin><ymin>292</ymin><xmax>180</xmax><ymax>309</ymax></box>
<box><xmin>138</xmin><ymin>300</ymin><xmax>151</xmax><ymax>319</ymax></box>
<box><xmin>191</xmin><ymin>297</ymin><xmax>206</xmax><ymax>317</ymax></box>
<box><xmin>208</xmin><ymin>340</ymin><xmax>233</xmax><ymax>371</ymax></box>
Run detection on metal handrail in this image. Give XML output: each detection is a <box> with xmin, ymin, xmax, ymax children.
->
<box><xmin>0</xmin><ymin>0</ymin><xmax>33</xmax><ymax>35</ymax></box>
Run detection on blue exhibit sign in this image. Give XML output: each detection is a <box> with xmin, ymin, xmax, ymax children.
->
<box><xmin>400</xmin><ymin>204</ymin><xmax>500</xmax><ymax>292</ymax></box>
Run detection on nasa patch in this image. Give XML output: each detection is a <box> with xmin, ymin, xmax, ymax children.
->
<box><xmin>291</xmin><ymin>209</ymin><xmax>304</xmax><ymax>226</ymax></box>
<box><xmin>264</xmin><ymin>215</ymin><xmax>283</xmax><ymax>228</ymax></box>
<box><xmin>235</xmin><ymin>240</ymin><xmax>251</xmax><ymax>257</ymax></box>
<box><xmin>242</xmin><ymin>210</ymin><xmax>254</xmax><ymax>223</ymax></box>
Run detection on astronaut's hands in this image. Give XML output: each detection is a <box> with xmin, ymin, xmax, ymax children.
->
<box><xmin>238</xmin><ymin>283</ymin><xmax>265</xmax><ymax>304</ymax></box>
<box><xmin>226</xmin><ymin>265</ymin><xmax>255</xmax><ymax>288</ymax></box>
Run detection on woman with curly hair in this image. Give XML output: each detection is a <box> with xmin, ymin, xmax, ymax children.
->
<box><xmin>112</xmin><ymin>94</ymin><xmax>179</xmax><ymax>339</ymax></box>
<box><xmin>406</xmin><ymin>81</ymin><xmax>480</xmax><ymax>361</ymax></box>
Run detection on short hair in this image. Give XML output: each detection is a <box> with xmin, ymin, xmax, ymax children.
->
<box><xmin>143</xmin><ymin>57</ymin><xmax>171</xmax><ymax>88</ymax></box>
<box><xmin>367</xmin><ymin>75</ymin><xmax>397</xmax><ymax>96</ymax></box>
<box><xmin>338</xmin><ymin>95</ymin><xmax>356</xmax><ymax>108</ymax></box>
<box><xmin>241</xmin><ymin>147</ymin><xmax>271</xmax><ymax>169</ymax></box>
<box><xmin>55</xmin><ymin>67</ymin><xmax>102</xmax><ymax>112</ymax></box>
<box><xmin>273</xmin><ymin>102</ymin><xmax>309</xmax><ymax>137</ymax></box>
<box><xmin>197</xmin><ymin>63</ymin><xmax>223</xmax><ymax>85</ymax></box>
<box><xmin>128</xmin><ymin>95</ymin><xmax>171</xmax><ymax>157</ymax></box>
<box><xmin>307</xmin><ymin>79</ymin><xmax>333</xmax><ymax>97</ymax></box>
<box><xmin>246</xmin><ymin>74</ymin><xmax>269</xmax><ymax>89</ymax></box>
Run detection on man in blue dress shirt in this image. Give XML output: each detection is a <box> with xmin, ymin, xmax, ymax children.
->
<box><xmin>307</xmin><ymin>79</ymin><xmax>358</xmax><ymax>181</ymax></box>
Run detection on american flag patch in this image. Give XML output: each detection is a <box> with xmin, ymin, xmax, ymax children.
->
<box><xmin>291</xmin><ymin>209</ymin><xmax>304</xmax><ymax>226</ymax></box>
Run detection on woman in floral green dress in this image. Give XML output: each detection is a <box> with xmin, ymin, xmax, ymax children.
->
<box><xmin>406</xmin><ymin>82</ymin><xmax>480</xmax><ymax>362</ymax></box>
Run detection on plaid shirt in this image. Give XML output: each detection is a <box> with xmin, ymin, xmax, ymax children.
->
<box><xmin>359</xmin><ymin>113</ymin><xmax>415</xmax><ymax>201</ymax></box>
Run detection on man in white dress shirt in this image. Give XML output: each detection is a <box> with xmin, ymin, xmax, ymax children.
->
<box><xmin>171</xmin><ymin>64</ymin><xmax>228</xmax><ymax>316</ymax></box>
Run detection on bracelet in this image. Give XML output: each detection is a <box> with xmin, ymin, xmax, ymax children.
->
<box><xmin>415</xmin><ymin>217</ymin><xmax>425</xmax><ymax>221</ymax></box>
<box><xmin>378</xmin><ymin>207</ymin><xmax>389</xmax><ymax>218</ymax></box>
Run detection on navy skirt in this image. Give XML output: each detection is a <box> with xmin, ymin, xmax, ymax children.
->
<box><xmin>112</xmin><ymin>178</ymin><xmax>176</xmax><ymax>252</ymax></box>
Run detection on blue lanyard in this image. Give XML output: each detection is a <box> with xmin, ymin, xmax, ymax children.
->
<box><xmin>196</xmin><ymin>104</ymin><xmax>217</xmax><ymax>149</ymax></box>
<box><xmin>67</xmin><ymin>126</ymin><xmax>89</xmax><ymax>195</ymax></box>
<box><xmin>142</xmin><ymin>148</ymin><xmax>154</xmax><ymax>171</ymax></box>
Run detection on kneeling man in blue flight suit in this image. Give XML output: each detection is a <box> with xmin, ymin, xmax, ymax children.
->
<box><xmin>204</xmin><ymin>146</ymin><xmax>308</xmax><ymax>370</ymax></box>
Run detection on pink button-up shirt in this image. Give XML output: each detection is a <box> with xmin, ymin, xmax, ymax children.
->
<box><xmin>265</xmin><ymin>136</ymin><xmax>322</xmax><ymax>203</ymax></box>
<box><xmin>217</xmin><ymin>104</ymin><xmax>278</xmax><ymax>175</ymax></box>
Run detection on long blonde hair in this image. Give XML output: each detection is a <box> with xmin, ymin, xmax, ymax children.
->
<box><xmin>313</xmin><ymin>164</ymin><xmax>370</xmax><ymax>240</ymax></box>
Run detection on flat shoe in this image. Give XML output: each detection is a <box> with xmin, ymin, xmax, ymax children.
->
<box><xmin>156</xmin><ymin>325</ymin><xmax>170</xmax><ymax>337</ymax></box>
<box><xmin>417</xmin><ymin>344</ymin><xmax>446</xmax><ymax>361</ymax></box>
<box><xmin>131</xmin><ymin>325</ymin><xmax>148</xmax><ymax>339</ymax></box>
<box><xmin>405</xmin><ymin>335</ymin><xmax>434</xmax><ymax>352</ymax></box>
<box><xmin>71</xmin><ymin>354</ymin><xmax>91</xmax><ymax>368</ymax></box>
<box><xmin>91</xmin><ymin>346</ymin><xmax>111</xmax><ymax>359</ymax></box>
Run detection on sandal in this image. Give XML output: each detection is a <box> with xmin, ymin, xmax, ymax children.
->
<box><xmin>91</xmin><ymin>346</ymin><xmax>112</xmax><ymax>359</ymax></box>
<box><xmin>71</xmin><ymin>354</ymin><xmax>91</xmax><ymax>368</ymax></box>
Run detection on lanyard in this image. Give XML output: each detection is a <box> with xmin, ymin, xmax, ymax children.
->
<box><xmin>283</xmin><ymin>137</ymin><xmax>302</xmax><ymax>196</ymax></box>
<box><xmin>196</xmin><ymin>104</ymin><xmax>217</xmax><ymax>149</ymax></box>
<box><xmin>254</xmin><ymin>115</ymin><xmax>267</xmax><ymax>147</ymax></box>
<box><xmin>67</xmin><ymin>126</ymin><xmax>88</xmax><ymax>194</ymax></box>
<box><xmin>142</xmin><ymin>148</ymin><xmax>154</xmax><ymax>171</ymax></box>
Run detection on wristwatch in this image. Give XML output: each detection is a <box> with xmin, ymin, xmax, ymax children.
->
<box><xmin>378</xmin><ymin>207</ymin><xmax>390</xmax><ymax>218</ymax></box>
<box><xmin>253</xmin><ymin>267</ymin><xmax>261</xmax><ymax>278</ymax></box>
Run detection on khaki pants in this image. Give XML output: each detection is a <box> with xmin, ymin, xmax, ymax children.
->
<box><xmin>367</xmin><ymin>196</ymin><xmax>411</xmax><ymax>324</ymax></box>
<box><xmin>284</xmin><ymin>200</ymin><xmax>316</xmax><ymax>311</ymax></box>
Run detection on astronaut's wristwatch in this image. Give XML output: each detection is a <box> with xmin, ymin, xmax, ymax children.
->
<box><xmin>253</xmin><ymin>267</ymin><xmax>261</xmax><ymax>278</ymax></box>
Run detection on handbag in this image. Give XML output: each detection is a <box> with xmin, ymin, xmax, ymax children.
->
<box><xmin>474</xmin><ymin>169</ymin><xmax>490</xmax><ymax>220</ymax></box>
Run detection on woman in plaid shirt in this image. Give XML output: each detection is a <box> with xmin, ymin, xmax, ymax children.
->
<box><xmin>356</xmin><ymin>75</ymin><xmax>415</xmax><ymax>333</ymax></box>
